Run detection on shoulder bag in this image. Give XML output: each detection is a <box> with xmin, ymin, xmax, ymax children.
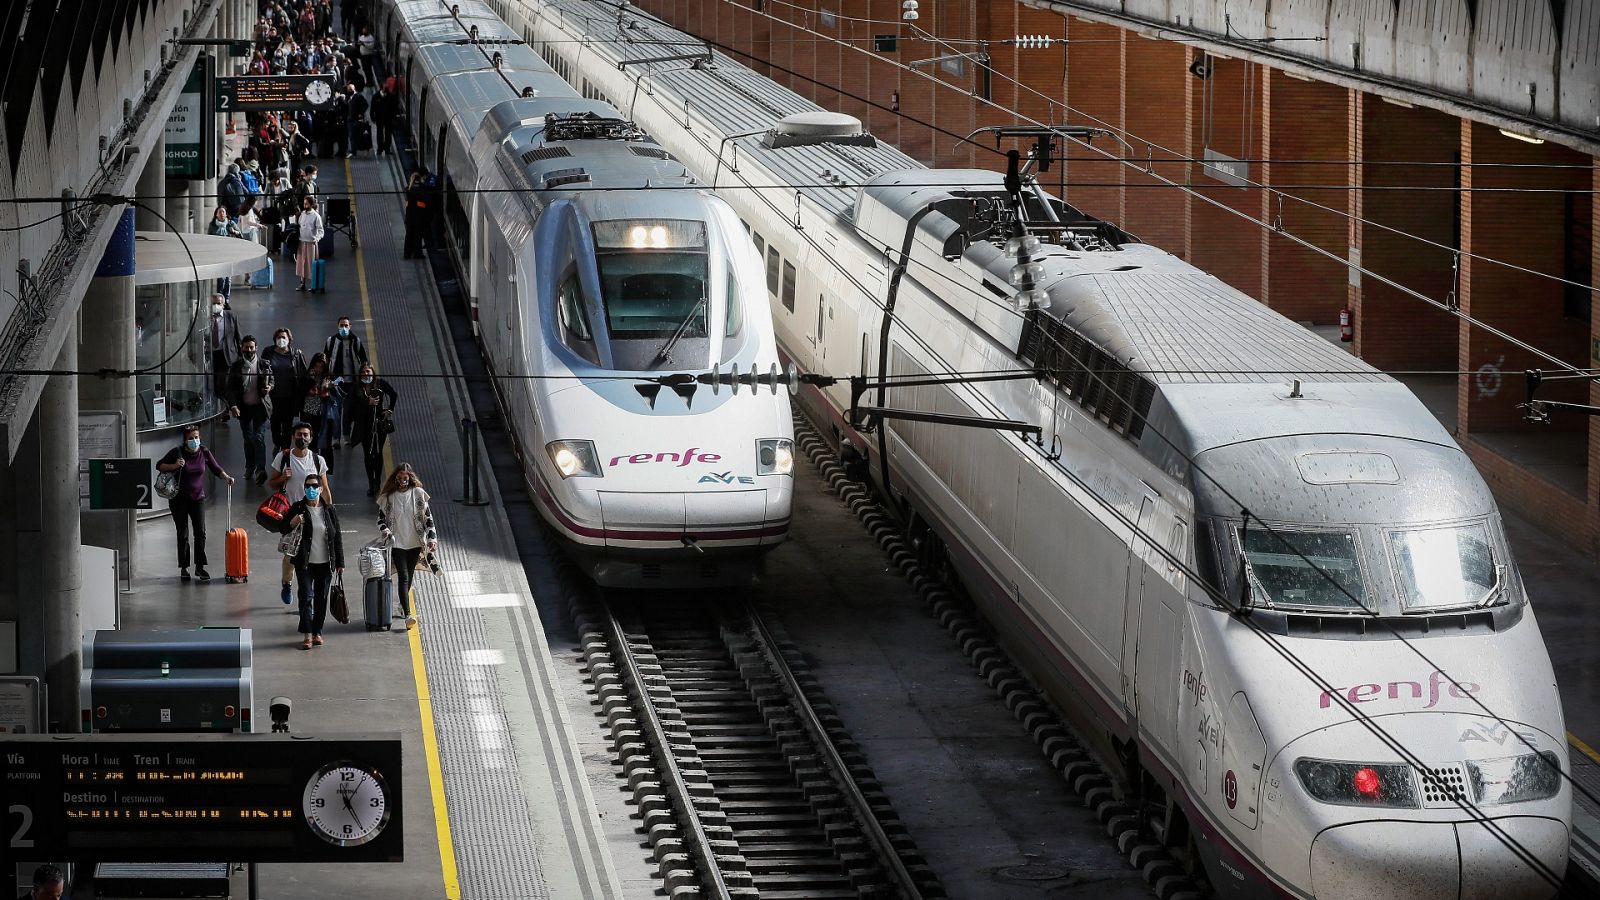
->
<box><xmin>155</xmin><ymin>460</ymin><xmax>181</xmax><ymax>500</ymax></box>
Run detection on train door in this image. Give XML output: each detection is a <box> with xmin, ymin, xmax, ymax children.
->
<box><xmin>1221</xmin><ymin>692</ymin><xmax>1266</xmax><ymax>830</ymax></box>
<box><xmin>1123</xmin><ymin>495</ymin><xmax>1182</xmax><ymax>753</ymax></box>
<box><xmin>1121</xmin><ymin>496</ymin><xmax>1157</xmax><ymax>723</ymax></box>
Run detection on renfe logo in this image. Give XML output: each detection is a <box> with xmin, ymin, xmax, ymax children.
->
<box><xmin>1318</xmin><ymin>670</ymin><xmax>1480</xmax><ymax>710</ymax></box>
<box><xmin>610</xmin><ymin>448</ymin><xmax>722</xmax><ymax>468</ymax></box>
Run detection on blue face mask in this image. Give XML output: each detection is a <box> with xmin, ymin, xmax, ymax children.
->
<box><xmin>185</xmin><ymin>438</ymin><xmax>200</xmax><ymax>451</ymax></box>
<box><xmin>304</xmin><ymin>487</ymin><xmax>321</xmax><ymax>501</ymax></box>
<box><xmin>338</xmin><ymin>326</ymin><xmax>350</xmax><ymax>337</ymax></box>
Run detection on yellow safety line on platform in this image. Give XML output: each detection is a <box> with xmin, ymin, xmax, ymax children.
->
<box><xmin>347</xmin><ymin>159</ymin><xmax>463</xmax><ymax>899</ymax></box>
<box><xmin>1572</xmin><ymin>732</ymin><xmax>1600</xmax><ymax>767</ymax></box>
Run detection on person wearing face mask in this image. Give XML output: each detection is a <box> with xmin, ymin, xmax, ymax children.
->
<box><xmin>295</xmin><ymin>195</ymin><xmax>324</xmax><ymax>293</ymax></box>
<box><xmin>156</xmin><ymin>424</ymin><xmax>236</xmax><ymax>582</ymax></box>
<box><xmin>280</xmin><ymin>473</ymin><xmax>344</xmax><ymax>649</ymax></box>
<box><xmin>322</xmin><ymin>316</ymin><xmax>368</xmax><ymax>449</ymax></box>
<box><xmin>349</xmin><ymin>363</ymin><xmax>397</xmax><ymax>495</ymax></box>
<box><xmin>227</xmin><ymin>335</ymin><xmax>276</xmax><ymax>484</ymax></box>
<box><xmin>299</xmin><ymin>353</ymin><xmax>335</xmax><ymax>453</ymax></box>
<box><xmin>270</xmin><ymin>422</ymin><xmax>333</xmax><ymax>605</ymax></box>
<box><xmin>207</xmin><ymin>294</ymin><xmax>242</xmax><ymax>412</ymax></box>
<box><xmin>265</xmin><ymin>327</ymin><xmax>307</xmax><ymax>452</ymax></box>
<box><xmin>377</xmin><ymin>463</ymin><xmax>438</xmax><ymax>630</ymax></box>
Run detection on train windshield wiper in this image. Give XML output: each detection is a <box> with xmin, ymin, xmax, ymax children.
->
<box><xmin>654</xmin><ymin>295</ymin><xmax>706</xmax><ymax>366</ymax></box>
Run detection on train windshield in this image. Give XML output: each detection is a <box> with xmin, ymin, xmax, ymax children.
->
<box><xmin>1236</xmin><ymin>527</ymin><xmax>1369</xmax><ymax>612</ymax></box>
<box><xmin>592</xmin><ymin>219</ymin><xmax>710</xmax><ymax>369</ymax></box>
<box><xmin>1389</xmin><ymin>524</ymin><xmax>1500</xmax><ymax>612</ymax></box>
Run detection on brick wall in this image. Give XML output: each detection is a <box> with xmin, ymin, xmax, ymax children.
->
<box><xmin>1061</xmin><ymin>18</ymin><xmax>1123</xmax><ymax>223</ymax></box>
<box><xmin>1260</xmin><ymin>72</ymin><xmax>1350</xmax><ymax>325</ymax></box>
<box><xmin>1121</xmin><ymin>36</ymin><xmax>1190</xmax><ymax>258</ymax></box>
<box><xmin>1356</xmin><ymin>98</ymin><xmax>1460</xmax><ymax>371</ymax></box>
<box><xmin>1459</xmin><ymin>121</ymin><xmax>1592</xmax><ymax>433</ymax></box>
<box><xmin>1187</xmin><ymin>54</ymin><xmax>1264</xmax><ymax>299</ymax></box>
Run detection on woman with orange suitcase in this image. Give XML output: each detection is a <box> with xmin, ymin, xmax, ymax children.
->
<box><xmin>155</xmin><ymin>424</ymin><xmax>236</xmax><ymax>582</ymax></box>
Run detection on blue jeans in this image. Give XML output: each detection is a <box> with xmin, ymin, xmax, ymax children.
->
<box><xmin>321</xmin><ymin>391</ymin><xmax>344</xmax><ymax>445</ymax></box>
<box><xmin>237</xmin><ymin>403</ymin><xmax>268</xmax><ymax>473</ymax></box>
<box><xmin>295</xmin><ymin>561</ymin><xmax>332</xmax><ymax>635</ymax></box>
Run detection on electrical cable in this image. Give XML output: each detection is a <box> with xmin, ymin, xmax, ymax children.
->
<box><xmin>676</xmin><ymin>0</ymin><xmax>1600</xmax><ymax>297</ymax></box>
<box><xmin>128</xmin><ymin>200</ymin><xmax>207</xmax><ymax>376</ymax></box>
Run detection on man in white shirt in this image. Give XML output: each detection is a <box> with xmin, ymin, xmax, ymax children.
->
<box><xmin>270</xmin><ymin>422</ymin><xmax>332</xmax><ymax>604</ymax></box>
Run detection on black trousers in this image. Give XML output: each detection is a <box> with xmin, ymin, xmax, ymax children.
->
<box><xmin>295</xmin><ymin>562</ymin><xmax>333</xmax><ymax>635</ymax></box>
<box><xmin>391</xmin><ymin>547</ymin><xmax>421</xmax><ymax>616</ymax></box>
<box><xmin>363</xmin><ymin>434</ymin><xmax>387</xmax><ymax>492</ymax></box>
<box><xmin>270</xmin><ymin>399</ymin><xmax>298</xmax><ymax>452</ymax></box>
<box><xmin>402</xmin><ymin>214</ymin><xmax>425</xmax><ymax>257</ymax></box>
<box><xmin>170</xmin><ymin>495</ymin><xmax>208</xmax><ymax>569</ymax></box>
<box><xmin>375</xmin><ymin>120</ymin><xmax>393</xmax><ymax>154</ymax></box>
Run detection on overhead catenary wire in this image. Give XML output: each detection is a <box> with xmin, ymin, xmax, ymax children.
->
<box><xmin>673</xmin><ymin>0</ymin><xmax>1599</xmax><ymax>299</ymax></box>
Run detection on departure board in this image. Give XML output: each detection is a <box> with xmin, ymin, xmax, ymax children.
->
<box><xmin>2</xmin><ymin>734</ymin><xmax>402</xmax><ymax>863</ymax></box>
<box><xmin>214</xmin><ymin>75</ymin><xmax>338</xmax><ymax>112</ymax></box>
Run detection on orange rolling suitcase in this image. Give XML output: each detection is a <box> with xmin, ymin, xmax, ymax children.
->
<box><xmin>225</xmin><ymin>484</ymin><xmax>250</xmax><ymax>583</ymax></box>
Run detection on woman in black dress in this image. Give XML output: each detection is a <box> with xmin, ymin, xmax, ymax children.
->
<box><xmin>348</xmin><ymin>362</ymin><xmax>398</xmax><ymax>495</ymax></box>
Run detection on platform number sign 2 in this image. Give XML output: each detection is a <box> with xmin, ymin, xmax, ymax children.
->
<box><xmin>1223</xmin><ymin>770</ymin><xmax>1238</xmax><ymax>810</ymax></box>
<box><xmin>8</xmin><ymin>803</ymin><xmax>34</xmax><ymax>849</ymax></box>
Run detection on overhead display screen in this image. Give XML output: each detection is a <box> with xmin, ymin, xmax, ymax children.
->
<box><xmin>2</xmin><ymin>734</ymin><xmax>402</xmax><ymax>863</ymax></box>
<box><xmin>214</xmin><ymin>75</ymin><xmax>338</xmax><ymax>111</ymax></box>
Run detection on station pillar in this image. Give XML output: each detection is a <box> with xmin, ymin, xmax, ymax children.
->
<box><xmin>136</xmin><ymin>133</ymin><xmax>167</xmax><ymax>231</ymax></box>
<box><xmin>15</xmin><ymin>330</ymin><xmax>84</xmax><ymax>733</ymax></box>
<box><xmin>79</xmin><ymin>209</ymin><xmax>139</xmax><ymax>583</ymax></box>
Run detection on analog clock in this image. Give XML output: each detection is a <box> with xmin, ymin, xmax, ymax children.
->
<box><xmin>302</xmin><ymin>761</ymin><xmax>392</xmax><ymax>847</ymax></box>
<box><xmin>303</xmin><ymin>79</ymin><xmax>333</xmax><ymax>106</ymax></box>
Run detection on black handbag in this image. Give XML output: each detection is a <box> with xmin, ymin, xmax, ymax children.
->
<box><xmin>377</xmin><ymin>410</ymin><xmax>395</xmax><ymax>436</ymax></box>
<box><xmin>330</xmin><ymin>575</ymin><xmax>350</xmax><ymax>625</ymax></box>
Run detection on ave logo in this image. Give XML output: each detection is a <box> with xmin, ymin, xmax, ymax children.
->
<box><xmin>699</xmin><ymin>471</ymin><xmax>755</xmax><ymax>485</ymax></box>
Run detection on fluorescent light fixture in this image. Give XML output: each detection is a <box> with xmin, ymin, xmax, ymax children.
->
<box><xmin>1498</xmin><ymin>128</ymin><xmax>1544</xmax><ymax>144</ymax></box>
<box><xmin>1380</xmin><ymin>95</ymin><xmax>1414</xmax><ymax>109</ymax></box>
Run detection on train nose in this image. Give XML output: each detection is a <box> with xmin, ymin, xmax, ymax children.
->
<box><xmin>1309</xmin><ymin>817</ymin><xmax>1566</xmax><ymax>899</ymax></box>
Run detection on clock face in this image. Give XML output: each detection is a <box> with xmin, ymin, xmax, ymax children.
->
<box><xmin>302</xmin><ymin>761</ymin><xmax>392</xmax><ymax>847</ymax></box>
<box><xmin>304</xmin><ymin>80</ymin><xmax>333</xmax><ymax>106</ymax></box>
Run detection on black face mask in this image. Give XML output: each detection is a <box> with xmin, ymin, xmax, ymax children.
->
<box><xmin>294</xmin><ymin>437</ymin><xmax>310</xmax><ymax>449</ymax></box>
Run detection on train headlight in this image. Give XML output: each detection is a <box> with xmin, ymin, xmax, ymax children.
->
<box><xmin>547</xmin><ymin>440</ymin><xmax>602</xmax><ymax>479</ymax></box>
<box><xmin>757</xmin><ymin>439</ymin><xmax>794</xmax><ymax>476</ymax></box>
<box><xmin>1294</xmin><ymin>758</ymin><xmax>1419</xmax><ymax>808</ymax></box>
<box><xmin>1468</xmin><ymin>752</ymin><xmax>1561</xmax><ymax>805</ymax></box>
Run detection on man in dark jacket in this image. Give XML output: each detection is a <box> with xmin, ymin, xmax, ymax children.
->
<box><xmin>370</xmin><ymin>85</ymin><xmax>399</xmax><ymax>156</ymax></box>
<box><xmin>403</xmin><ymin>170</ymin><xmax>431</xmax><ymax>259</ymax></box>
<box><xmin>227</xmin><ymin>334</ymin><xmax>276</xmax><ymax>484</ymax></box>
<box><xmin>207</xmin><ymin>294</ymin><xmax>242</xmax><ymax>408</ymax></box>
<box><xmin>344</xmin><ymin>84</ymin><xmax>369</xmax><ymax>158</ymax></box>
<box><xmin>322</xmin><ymin>315</ymin><xmax>368</xmax><ymax>447</ymax></box>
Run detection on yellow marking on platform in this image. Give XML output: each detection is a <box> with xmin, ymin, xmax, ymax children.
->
<box><xmin>1572</xmin><ymin>732</ymin><xmax>1600</xmax><ymax>767</ymax></box>
<box><xmin>348</xmin><ymin>159</ymin><xmax>462</xmax><ymax>900</ymax></box>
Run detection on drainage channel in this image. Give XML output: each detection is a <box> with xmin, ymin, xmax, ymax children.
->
<box><xmin>571</xmin><ymin>593</ymin><xmax>944</xmax><ymax>899</ymax></box>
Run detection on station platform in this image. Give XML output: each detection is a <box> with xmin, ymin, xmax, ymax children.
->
<box><xmin>106</xmin><ymin>154</ymin><xmax>622</xmax><ymax>899</ymax></box>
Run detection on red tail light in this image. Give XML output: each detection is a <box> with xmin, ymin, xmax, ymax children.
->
<box><xmin>1353</xmin><ymin>767</ymin><xmax>1382</xmax><ymax>798</ymax></box>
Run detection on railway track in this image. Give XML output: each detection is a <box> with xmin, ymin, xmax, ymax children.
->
<box><xmin>569</xmin><ymin>592</ymin><xmax>944</xmax><ymax>899</ymax></box>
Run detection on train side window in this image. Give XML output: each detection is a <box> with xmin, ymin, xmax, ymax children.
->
<box><xmin>753</xmin><ymin>232</ymin><xmax>765</xmax><ymax>258</ymax></box>
<box><xmin>724</xmin><ymin>271</ymin><xmax>744</xmax><ymax>338</ymax></box>
<box><xmin>766</xmin><ymin>246</ymin><xmax>781</xmax><ymax>296</ymax></box>
<box><xmin>558</xmin><ymin>273</ymin><xmax>599</xmax><ymax>363</ymax></box>
<box><xmin>781</xmin><ymin>261</ymin><xmax>797</xmax><ymax>312</ymax></box>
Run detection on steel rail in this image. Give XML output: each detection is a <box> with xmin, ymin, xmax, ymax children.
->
<box><xmin>744</xmin><ymin>603</ymin><xmax>928</xmax><ymax>900</ymax></box>
<box><xmin>601</xmin><ymin>602</ymin><xmax>735</xmax><ymax>899</ymax></box>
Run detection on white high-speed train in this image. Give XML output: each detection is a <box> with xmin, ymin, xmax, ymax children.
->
<box><xmin>511</xmin><ymin>1</ymin><xmax>1572</xmax><ymax>896</ymax></box>
<box><xmin>371</xmin><ymin>0</ymin><xmax>795</xmax><ymax>587</ymax></box>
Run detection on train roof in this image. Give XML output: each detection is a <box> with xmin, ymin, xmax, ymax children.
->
<box><xmin>546</xmin><ymin>0</ymin><xmax>1394</xmax><ymax>389</ymax></box>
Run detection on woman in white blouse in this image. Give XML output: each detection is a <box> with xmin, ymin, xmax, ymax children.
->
<box><xmin>294</xmin><ymin>195</ymin><xmax>324</xmax><ymax>292</ymax></box>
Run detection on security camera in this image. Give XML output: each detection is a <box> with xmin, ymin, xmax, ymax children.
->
<box><xmin>269</xmin><ymin>696</ymin><xmax>292</xmax><ymax>733</ymax></box>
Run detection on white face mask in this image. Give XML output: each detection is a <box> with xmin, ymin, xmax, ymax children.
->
<box><xmin>275</xmin><ymin>337</ymin><xmax>289</xmax><ymax>350</ymax></box>
<box><xmin>212</xmin><ymin>304</ymin><xmax>223</xmax><ymax>315</ymax></box>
